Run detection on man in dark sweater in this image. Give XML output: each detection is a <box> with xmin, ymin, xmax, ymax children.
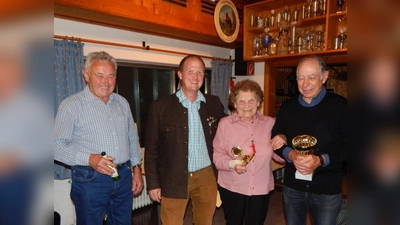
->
<box><xmin>271</xmin><ymin>55</ymin><xmax>347</xmax><ymax>225</ymax></box>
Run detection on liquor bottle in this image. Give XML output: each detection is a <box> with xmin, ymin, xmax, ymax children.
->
<box><xmin>101</xmin><ymin>152</ymin><xmax>120</xmax><ymax>181</ymax></box>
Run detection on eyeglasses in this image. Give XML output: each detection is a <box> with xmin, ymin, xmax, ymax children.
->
<box><xmin>236</xmin><ymin>99</ymin><xmax>257</xmax><ymax>106</ymax></box>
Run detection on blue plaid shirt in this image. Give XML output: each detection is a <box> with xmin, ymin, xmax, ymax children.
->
<box><xmin>176</xmin><ymin>90</ymin><xmax>211</xmax><ymax>172</ymax></box>
<box><xmin>54</xmin><ymin>85</ymin><xmax>142</xmax><ymax>166</ymax></box>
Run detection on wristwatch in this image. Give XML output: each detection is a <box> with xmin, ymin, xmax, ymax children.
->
<box><xmin>130</xmin><ymin>164</ymin><xmax>141</xmax><ymax>173</ymax></box>
<box><xmin>318</xmin><ymin>155</ymin><xmax>325</xmax><ymax>167</ymax></box>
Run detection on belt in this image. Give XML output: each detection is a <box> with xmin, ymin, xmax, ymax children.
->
<box><xmin>188</xmin><ymin>165</ymin><xmax>211</xmax><ymax>176</ymax></box>
<box><xmin>116</xmin><ymin>161</ymin><xmax>130</xmax><ymax>169</ymax></box>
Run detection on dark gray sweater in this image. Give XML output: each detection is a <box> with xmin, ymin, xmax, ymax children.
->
<box><xmin>272</xmin><ymin>92</ymin><xmax>347</xmax><ymax>195</ymax></box>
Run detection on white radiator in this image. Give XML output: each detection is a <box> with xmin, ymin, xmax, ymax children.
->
<box><xmin>132</xmin><ymin>175</ymin><xmax>153</xmax><ymax>210</ymax></box>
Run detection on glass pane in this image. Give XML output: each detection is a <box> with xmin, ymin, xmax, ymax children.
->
<box><xmin>157</xmin><ymin>69</ymin><xmax>174</xmax><ymax>98</ymax></box>
<box><xmin>116</xmin><ymin>65</ymin><xmax>174</xmax><ymax>147</ymax></box>
<box><xmin>115</xmin><ymin>66</ymin><xmax>137</xmax><ymax>122</ymax></box>
<box><xmin>137</xmin><ymin>68</ymin><xmax>154</xmax><ymax>146</ymax></box>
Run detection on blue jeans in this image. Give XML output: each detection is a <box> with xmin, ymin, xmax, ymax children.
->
<box><xmin>0</xmin><ymin>169</ymin><xmax>34</xmax><ymax>225</ymax></box>
<box><xmin>283</xmin><ymin>185</ymin><xmax>342</xmax><ymax>225</ymax></box>
<box><xmin>71</xmin><ymin>162</ymin><xmax>132</xmax><ymax>225</ymax></box>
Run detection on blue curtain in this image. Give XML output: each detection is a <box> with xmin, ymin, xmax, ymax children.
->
<box><xmin>211</xmin><ymin>60</ymin><xmax>232</xmax><ymax>114</ymax></box>
<box><xmin>54</xmin><ymin>39</ymin><xmax>85</xmax><ymax>179</ymax></box>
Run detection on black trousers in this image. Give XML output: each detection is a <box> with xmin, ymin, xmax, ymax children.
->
<box><xmin>218</xmin><ymin>185</ymin><xmax>271</xmax><ymax>225</ymax></box>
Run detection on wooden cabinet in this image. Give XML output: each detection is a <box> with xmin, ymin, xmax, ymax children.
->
<box><xmin>243</xmin><ymin>0</ymin><xmax>348</xmax><ymax>116</ymax></box>
<box><xmin>243</xmin><ymin>0</ymin><xmax>347</xmax><ymax>62</ymax></box>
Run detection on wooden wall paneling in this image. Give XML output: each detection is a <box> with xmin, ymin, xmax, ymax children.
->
<box><xmin>54</xmin><ymin>0</ymin><xmax>243</xmax><ymax>48</ymax></box>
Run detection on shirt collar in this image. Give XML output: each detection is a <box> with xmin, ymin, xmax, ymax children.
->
<box><xmin>176</xmin><ymin>89</ymin><xmax>206</xmax><ymax>104</ymax></box>
<box><xmin>299</xmin><ymin>86</ymin><xmax>327</xmax><ymax>107</ymax></box>
<box><xmin>83</xmin><ymin>85</ymin><xmax>115</xmax><ymax>103</ymax></box>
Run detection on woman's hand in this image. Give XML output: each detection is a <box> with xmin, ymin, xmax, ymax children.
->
<box><xmin>271</xmin><ymin>134</ymin><xmax>287</xmax><ymax>150</ymax></box>
<box><xmin>235</xmin><ymin>163</ymin><xmax>247</xmax><ymax>174</ymax></box>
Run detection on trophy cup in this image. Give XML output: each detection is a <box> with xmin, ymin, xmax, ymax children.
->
<box><xmin>231</xmin><ymin>146</ymin><xmax>255</xmax><ymax>165</ymax></box>
<box><xmin>307</xmin><ymin>0</ymin><xmax>312</xmax><ymax>19</ymax></box>
<box><xmin>338</xmin><ymin>27</ymin><xmax>347</xmax><ymax>49</ymax></box>
<box><xmin>270</xmin><ymin>10</ymin><xmax>275</xmax><ymax>28</ymax></box>
<box><xmin>277</xmin><ymin>11</ymin><xmax>282</xmax><ymax>28</ymax></box>
<box><xmin>321</xmin><ymin>0</ymin><xmax>327</xmax><ymax>15</ymax></box>
<box><xmin>261</xmin><ymin>29</ymin><xmax>273</xmax><ymax>56</ymax></box>
<box><xmin>292</xmin><ymin>135</ymin><xmax>317</xmax><ymax>156</ymax></box>
<box><xmin>314</xmin><ymin>25</ymin><xmax>324</xmax><ymax>51</ymax></box>
<box><xmin>269</xmin><ymin>37</ymin><xmax>278</xmax><ymax>55</ymax></box>
<box><xmin>264</xmin><ymin>16</ymin><xmax>269</xmax><ymax>28</ymax></box>
<box><xmin>298</xmin><ymin>36</ymin><xmax>303</xmax><ymax>53</ymax></box>
<box><xmin>291</xmin><ymin>26</ymin><xmax>296</xmax><ymax>52</ymax></box>
<box><xmin>301</xmin><ymin>5</ymin><xmax>306</xmax><ymax>20</ymax></box>
<box><xmin>312</xmin><ymin>0</ymin><xmax>319</xmax><ymax>17</ymax></box>
<box><xmin>304</xmin><ymin>31</ymin><xmax>313</xmax><ymax>52</ymax></box>
<box><xmin>292</xmin><ymin>135</ymin><xmax>317</xmax><ymax>180</ymax></box>
<box><xmin>337</xmin><ymin>0</ymin><xmax>344</xmax><ymax>13</ymax></box>
<box><xmin>293</xmin><ymin>7</ymin><xmax>299</xmax><ymax>23</ymax></box>
<box><xmin>257</xmin><ymin>16</ymin><xmax>264</xmax><ymax>28</ymax></box>
<box><xmin>253</xmin><ymin>36</ymin><xmax>261</xmax><ymax>57</ymax></box>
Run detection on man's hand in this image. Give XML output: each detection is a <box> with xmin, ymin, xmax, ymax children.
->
<box><xmin>0</xmin><ymin>151</ymin><xmax>20</xmax><ymax>176</ymax></box>
<box><xmin>148</xmin><ymin>188</ymin><xmax>162</xmax><ymax>203</ymax></box>
<box><xmin>271</xmin><ymin>134</ymin><xmax>287</xmax><ymax>150</ymax></box>
<box><xmin>88</xmin><ymin>154</ymin><xmax>116</xmax><ymax>176</ymax></box>
<box><xmin>288</xmin><ymin>150</ymin><xmax>321</xmax><ymax>175</ymax></box>
<box><xmin>132</xmin><ymin>167</ymin><xmax>144</xmax><ymax>195</ymax></box>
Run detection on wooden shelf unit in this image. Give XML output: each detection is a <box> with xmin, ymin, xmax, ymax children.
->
<box><xmin>243</xmin><ymin>0</ymin><xmax>348</xmax><ymax>116</ymax></box>
<box><xmin>243</xmin><ymin>0</ymin><xmax>347</xmax><ymax>61</ymax></box>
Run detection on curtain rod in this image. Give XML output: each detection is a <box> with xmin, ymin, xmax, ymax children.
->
<box><xmin>54</xmin><ymin>35</ymin><xmax>233</xmax><ymax>62</ymax></box>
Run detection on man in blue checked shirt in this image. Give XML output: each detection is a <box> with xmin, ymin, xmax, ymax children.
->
<box><xmin>54</xmin><ymin>51</ymin><xmax>143</xmax><ymax>225</ymax></box>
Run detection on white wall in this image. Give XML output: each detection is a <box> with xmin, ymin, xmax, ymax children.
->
<box><xmin>54</xmin><ymin>18</ymin><xmax>265</xmax><ymax>225</ymax></box>
<box><xmin>55</xmin><ymin>18</ymin><xmax>231</xmax><ymax>67</ymax></box>
<box><xmin>54</xmin><ymin>18</ymin><xmax>264</xmax><ymax>89</ymax></box>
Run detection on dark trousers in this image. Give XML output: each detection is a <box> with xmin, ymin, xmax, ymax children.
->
<box><xmin>218</xmin><ymin>185</ymin><xmax>271</xmax><ymax>225</ymax></box>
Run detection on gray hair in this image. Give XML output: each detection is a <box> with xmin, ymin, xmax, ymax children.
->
<box><xmin>84</xmin><ymin>51</ymin><xmax>117</xmax><ymax>73</ymax></box>
<box><xmin>296</xmin><ymin>55</ymin><xmax>327</xmax><ymax>77</ymax></box>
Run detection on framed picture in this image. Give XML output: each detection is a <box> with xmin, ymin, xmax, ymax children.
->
<box><xmin>214</xmin><ymin>0</ymin><xmax>239</xmax><ymax>43</ymax></box>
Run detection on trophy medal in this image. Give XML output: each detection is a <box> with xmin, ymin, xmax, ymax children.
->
<box><xmin>231</xmin><ymin>140</ymin><xmax>256</xmax><ymax>165</ymax></box>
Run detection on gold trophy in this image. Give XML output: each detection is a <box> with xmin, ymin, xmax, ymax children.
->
<box><xmin>292</xmin><ymin>135</ymin><xmax>317</xmax><ymax>181</ymax></box>
<box><xmin>231</xmin><ymin>146</ymin><xmax>255</xmax><ymax>165</ymax></box>
<box><xmin>292</xmin><ymin>134</ymin><xmax>317</xmax><ymax>156</ymax></box>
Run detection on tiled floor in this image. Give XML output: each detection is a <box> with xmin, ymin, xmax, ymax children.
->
<box><xmin>130</xmin><ymin>175</ymin><xmax>348</xmax><ymax>225</ymax></box>
<box><xmin>130</xmin><ymin>190</ymin><xmax>290</xmax><ymax>225</ymax></box>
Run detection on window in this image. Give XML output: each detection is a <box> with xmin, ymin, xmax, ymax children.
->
<box><xmin>115</xmin><ymin>63</ymin><xmax>211</xmax><ymax>147</ymax></box>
